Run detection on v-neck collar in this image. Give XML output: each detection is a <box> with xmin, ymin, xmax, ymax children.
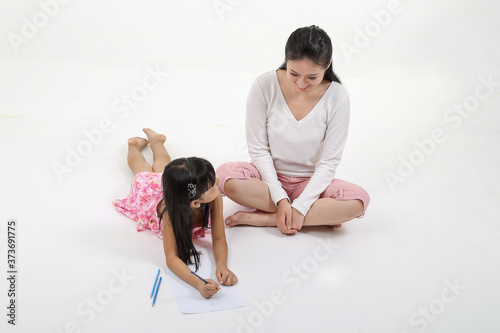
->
<box><xmin>273</xmin><ymin>70</ymin><xmax>333</xmax><ymax>124</ymax></box>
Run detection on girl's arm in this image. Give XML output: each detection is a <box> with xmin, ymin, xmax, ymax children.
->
<box><xmin>162</xmin><ymin>216</ymin><xmax>221</xmax><ymax>298</ymax></box>
<box><xmin>210</xmin><ymin>193</ymin><xmax>238</xmax><ymax>285</ymax></box>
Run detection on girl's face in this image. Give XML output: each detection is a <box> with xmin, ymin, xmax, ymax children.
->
<box><xmin>286</xmin><ymin>58</ymin><xmax>328</xmax><ymax>93</ymax></box>
<box><xmin>197</xmin><ymin>178</ymin><xmax>221</xmax><ymax>204</ymax></box>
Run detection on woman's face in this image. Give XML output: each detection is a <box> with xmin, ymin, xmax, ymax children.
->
<box><xmin>286</xmin><ymin>58</ymin><xmax>328</xmax><ymax>93</ymax></box>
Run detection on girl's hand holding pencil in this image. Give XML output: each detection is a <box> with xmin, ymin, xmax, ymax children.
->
<box><xmin>198</xmin><ymin>279</ymin><xmax>221</xmax><ymax>299</ymax></box>
<box><xmin>191</xmin><ymin>271</ymin><xmax>221</xmax><ymax>299</ymax></box>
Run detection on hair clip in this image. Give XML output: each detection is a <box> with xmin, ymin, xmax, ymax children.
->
<box><xmin>187</xmin><ymin>183</ymin><xmax>197</xmax><ymax>198</ymax></box>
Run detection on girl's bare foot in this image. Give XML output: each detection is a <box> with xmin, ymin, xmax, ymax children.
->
<box><xmin>142</xmin><ymin>128</ymin><xmax>166</xmax><ymax>144</ymax></box>
<box><xmin>225</xmin><ymin>210</ymin><xmax>277</xmax><ymax>227</ymax></box>
<box><xmin>128</xmin><ymin>137</ymin><xmax>149</xmax><ymax>150</ymax></box>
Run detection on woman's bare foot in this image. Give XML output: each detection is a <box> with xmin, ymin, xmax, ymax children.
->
<box><xmin>225</xmin><ymin>210</ymin><xmax>277</xmax><ymax>227</ymax></box>
<box><xmin>128</xmin><ymin>137</ymin><xmax>149</xmax><ymax>150</ymax></box>
<box><xmin>143</xmin><ymin>128</ymin><xmax>166</xmax><ymax>144</ymax></box>
<box><xmin>330</xmin><ymin>224</ymin><xmax>342</xmax><ymax>228</ymax></box>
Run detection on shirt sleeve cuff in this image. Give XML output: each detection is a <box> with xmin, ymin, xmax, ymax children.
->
<box><xmin>291</xmin><ymin>201</ymin><xmax>309</xmax><ymax>217</ymax></box>
<box><xmin>270</xmin><ymin>189</ymin><xmax>289</xmax><ymax>207</ymax></box>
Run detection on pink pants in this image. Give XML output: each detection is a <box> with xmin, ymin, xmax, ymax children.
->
<box><xmin>216</xmin><ymin>162</ymin><xmax>370</xmax><ymax>217</ymax></box>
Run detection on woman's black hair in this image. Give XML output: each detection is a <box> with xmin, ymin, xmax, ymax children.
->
<box><xmin>279</xmin><ymin>25</ymin><xmax>341</xmax><ymax>84</ymax></box>
<box><xmin>157</xmin><ymin>157</ymin><xmax>215</xmax><ymax>272</ymax></box>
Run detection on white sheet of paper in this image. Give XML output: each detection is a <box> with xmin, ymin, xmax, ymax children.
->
<box><xmin>162</xmin><ymin>254</ymin><xmax>244</xmax><ymax>314</ymax></box>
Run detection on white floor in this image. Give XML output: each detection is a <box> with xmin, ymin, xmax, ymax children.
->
<box><xmin>1</xmin><ymin>1</ymin><xmax>499</xmax><ymax>332</ymax></box>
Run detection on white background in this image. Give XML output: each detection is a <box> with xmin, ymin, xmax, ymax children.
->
<box><xmin>1</xmin><ymin>0</ymin><xmax>499</xmax><ymax>332</ymax></box>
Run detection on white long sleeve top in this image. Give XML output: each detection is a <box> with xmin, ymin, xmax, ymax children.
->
<box><xmin>246</xmin><ymin>70</ymin><xmax>350</xmax><ymax>216</ymax></box>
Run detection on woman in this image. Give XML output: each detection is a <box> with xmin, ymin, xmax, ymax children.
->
<box><xmin>216</xmin><ymin>26</ymin><xmax>370</xmax><ymax>235</ymax></box>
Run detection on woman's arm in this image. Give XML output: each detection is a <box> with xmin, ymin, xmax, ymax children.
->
<box><xmin>210</xmin><ymin>193</ymin><xmax>238</xmax><ymax>285</ymax></box>
<box><xmin>291</xmin><ymin>93</ymin><xmax>350</xmax><ymax>217</ymax></box>
<box><xmin>246</xmin><ymin>75</ymin><xmax>297</xmax><ymax>234</ymax></box>
<box><xmin>246</xmin><ymin>78</ymin><xmax>289</xmax><ymax>206</ymax></box>
<box><xmin>163</xmin><ymin>216</ymin><xmax>221</xmax><ymax>298</ymax></box>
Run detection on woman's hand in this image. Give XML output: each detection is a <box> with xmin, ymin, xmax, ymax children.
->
<box><xmin>276</xmin><ymin>199</ymin><xmax>297</xmax><ymax>235</ymax></box>
<box><xmin>291</xmin><ymin>207</ymin><xmax>305</xmax><ymax>231</ymax></box>
<box><xmin>197</xmin><ymin>279</ymin><xmax>221</xmax><ymax>299</ymax></box>
<box><xmin>216</xmin><ymin>266</ymin><xmax>238</xmax><ymax>286</ymax></box>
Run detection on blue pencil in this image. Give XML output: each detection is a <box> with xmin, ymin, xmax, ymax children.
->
<box><xmin>191</xmin><ymin>271</ymin><xmax>209</xmax><ymax>284</ymax></box>
<box><xmin>152</xmin><ymin>277</ymin><xmax>162</xmax><ymax>307</ymax></box>
<box><xmin>150</xmin><ymin>269</ymin><xmax>160</xmax><ymax>298</ymax></box>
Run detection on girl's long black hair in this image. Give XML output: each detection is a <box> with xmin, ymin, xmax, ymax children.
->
<box><xmin>157</xmin><ymin>157</ymin><xmax>216</xmax><ymax>272</ymax></box>
<box><xmin>279</xmin><ymin>25</ymin><xmax>342</xmax><ymax>84</ymax></box>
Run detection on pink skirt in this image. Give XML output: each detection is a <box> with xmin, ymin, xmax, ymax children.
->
<box><xmin>113</xmin><ymin>171</ymin><xmax>164</xmax><ymax>239</ymax></box>
<box><xmin>113</xmin><ymin>171</ymin><xmax>208</xmax><ymax>239</ymax></box>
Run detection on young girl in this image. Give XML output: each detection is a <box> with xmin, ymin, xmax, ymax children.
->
<box><xmin>113</xmin><ymin>128</ymin><xmax>237</xmax><ymax>299</ymax></box>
